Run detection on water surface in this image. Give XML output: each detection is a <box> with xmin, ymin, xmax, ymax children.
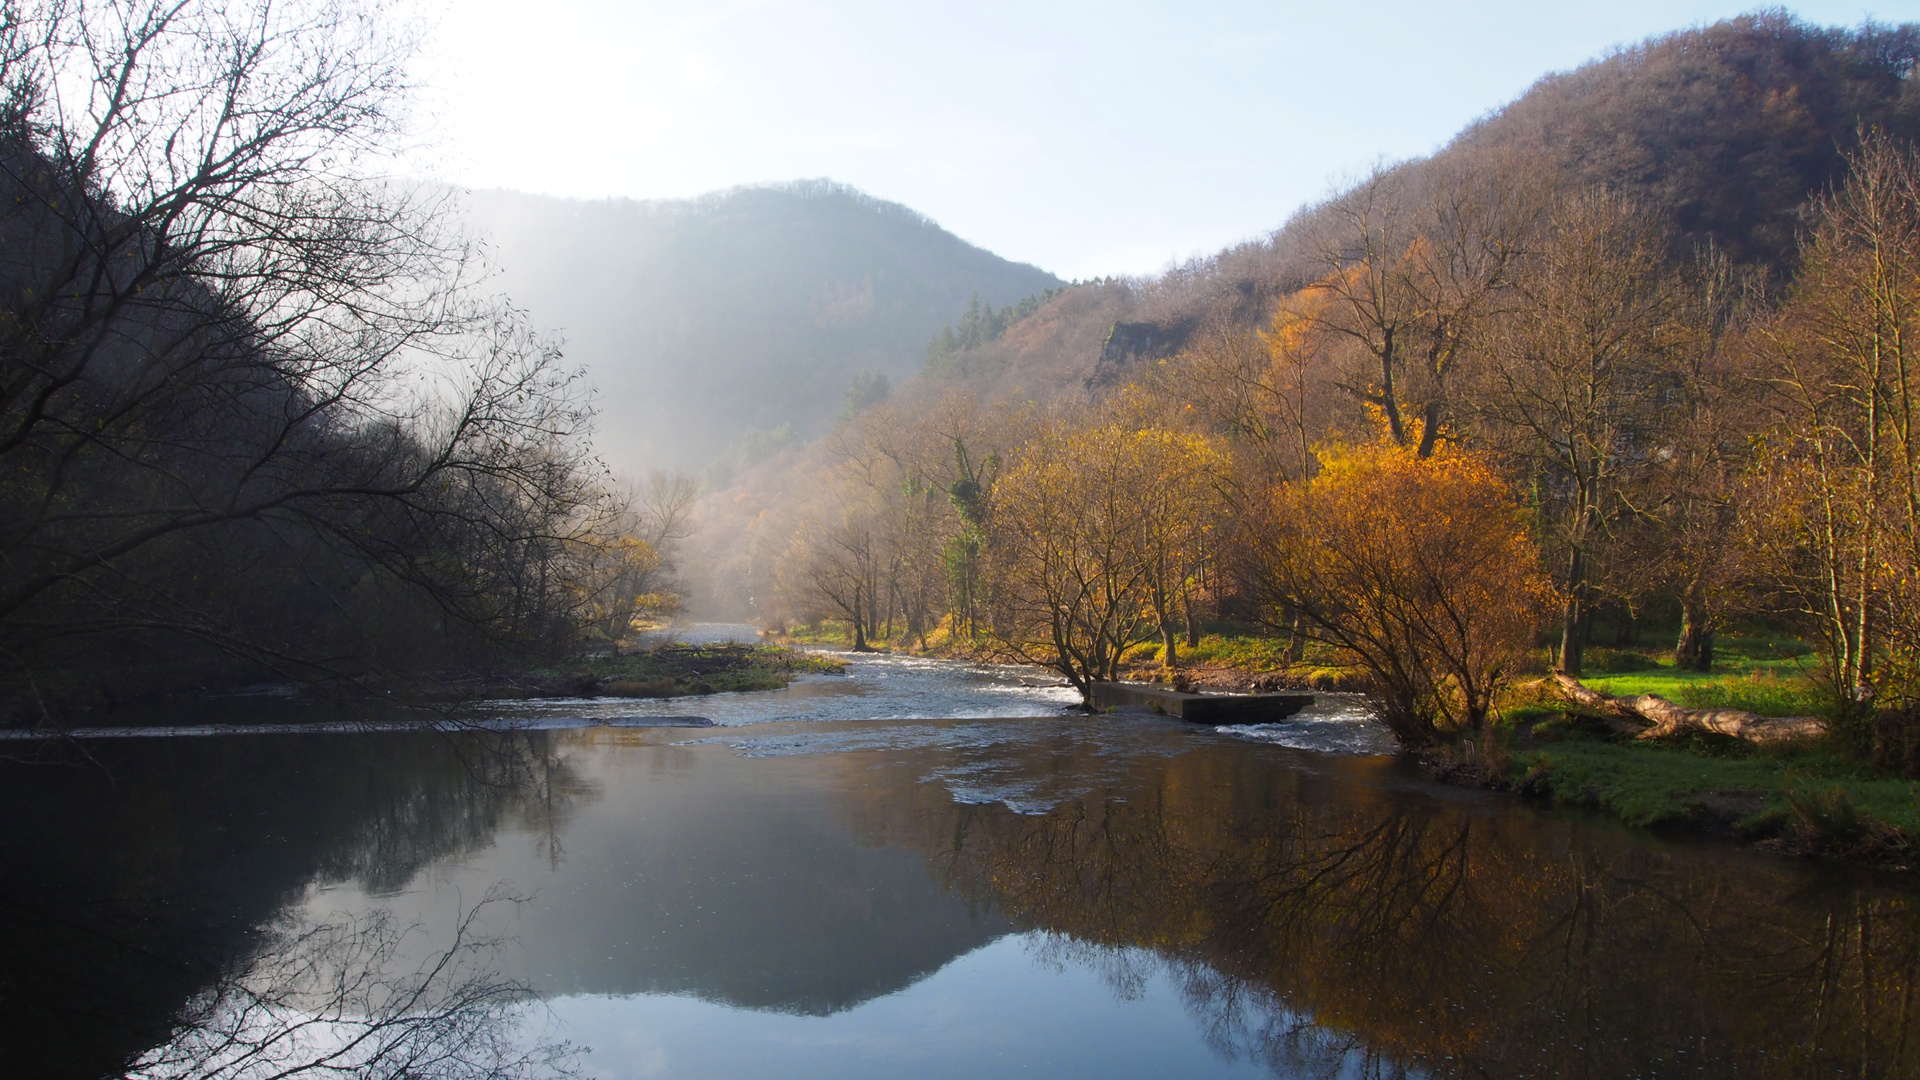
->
<box><xmin>2</xmin><ymin>629</ymin><xmax>1912</xmax><ymax>1079</ymax></box>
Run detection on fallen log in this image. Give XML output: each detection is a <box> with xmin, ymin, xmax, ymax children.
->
<box><xmin>1548</xmin><ymin>672</ymin><xmax>1827</xmax><ymax>743</ymax></box>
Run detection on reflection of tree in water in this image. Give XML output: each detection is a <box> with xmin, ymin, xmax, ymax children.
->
<box><xmin>1030</xmin><ymin>935</ymin><xmax>1405</xmax><ymax>1079</ymax></box>
<box><xmin>0</xmin><ymin>731</ymin><xmax>594</xmax><ymax>1080</ymax></box>
<box><xmin>318</xmin><ymin>732</ymin><xmax>597</xmax><ymax>892</ymax></box>
<box><xmin>130</xmin><ymin>892</ymin><xmax>578</xmax><ymax>1080</ymax></box>
<box><xmin>884</xmin><ymin>745</ymin><xmax>1920</xmax><ymax>1078</ymax></box>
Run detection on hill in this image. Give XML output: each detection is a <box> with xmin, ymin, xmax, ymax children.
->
<box><xmin>682</xmin><ymin>11</ymin><xmax>1920</xmax><ymax>620</ymax></box>
<box><xmin>457</xmin><ymin>182</ymin><xmax>1063</xmax><ymax>474</ymax></box>
<box><xmin>910</xmin><ymin>12</ymin><xmax>1920</xmax><ymax>404</ymax></box>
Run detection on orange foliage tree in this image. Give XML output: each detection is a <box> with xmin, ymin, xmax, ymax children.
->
<box><xmin>1248</xmin><ymin>443</ymin><xmax>1557</xmax><ymax>746</ymax></box>
<box><xmin>987</xmin><ymin>421</ymin><xmax>1229</xmax><ymax>701</ymax></box>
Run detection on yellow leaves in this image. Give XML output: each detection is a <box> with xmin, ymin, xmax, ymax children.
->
<box><xmin>1254</xmin><ymin>442</ymin><xmax>1558</xmax><ymax>741</ymax></box>
<box><xmin>989</xmin><ymin>414</ymin><xmax>1234</xmax><ymax>688</ymax></box>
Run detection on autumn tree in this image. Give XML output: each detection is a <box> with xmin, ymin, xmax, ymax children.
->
<box><xmin>1148</xmin><ymin>306</ymin><xmax>1332</xmax><ymax>487</ymax></box>
<box><xmin>1464</xmin><ymin>191</ymin><xmax>1684</xmax><ymax>675</ymax></box>
<box><xmin>1297</xmin><ymin>154</ymin><xmax>1544</xmax><ymax>458</ymax></box>
<box><xmin>1247</xmin><ymin>443</ymin><xmax>1557</xmax><ymax>747</ymax></box>
<box><xmin>987</xmin><ymin>420</ymin><xmax>1228</xmax><ymax>701</ymax></box>
<box><xmin>1756</xmin><ymin>133</ymin><xmax>1920</xmax><ymax>735</ymax></box>
<box><xmin>575</xmin><ymin>470</ymin><xmax>700</xmax><ymax>641</ymax></box>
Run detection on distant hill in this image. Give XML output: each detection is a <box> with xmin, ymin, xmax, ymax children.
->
<box><xmin>456</xmin><ymin>182</ymin><xmax>1062</xmax><ymax>474</ymax></box>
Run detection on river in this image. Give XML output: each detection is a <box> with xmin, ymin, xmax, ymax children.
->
<box><xmin>1</xmin><ymin>626</ymin><xmax>1913</xmax><ymax>1079</ymax></box>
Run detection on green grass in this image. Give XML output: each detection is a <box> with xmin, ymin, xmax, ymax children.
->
<box><xmin>1574</xmin><ymin>644</ymin><xmax>1828</xmax><ymax>718</ymax></box>
<box><xmin>1493</xmin><ymin>630</ymin><xmax>1920</xmax><ymax>858</ymax></box>
<box><xmin>1126</xmin><ymin>633</ymin><xmax>1339</xmax><ymax>671</ymax></box>
<box><xmin>1581</xmin><ymin>667</ymin><xmax>1828</xmax><ymax>716</ymax></box>
<box><xmin>772</xmin><ymin>621</ymin><xmax>859</xmax><ymax>647</ymax></box>
<box><xmin>532</xmin><ymin>643</ymin><xmax>845</xmax><ymax>697</ymax></box>
<box><xmin>1507</xmin><ymin>735</ymin><xmax>1920</xmax><ymax>834</ymax></box>
<box><xmin>773</xmin><ymin>620</ymin><xmax>930</xmax><ymax>652</ymax></box>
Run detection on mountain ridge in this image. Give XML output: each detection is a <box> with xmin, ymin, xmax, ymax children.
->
<box><xmin>456</xmin><ymin>180</ymin><xmax>1063</xmax><ymax>473</ymax></box>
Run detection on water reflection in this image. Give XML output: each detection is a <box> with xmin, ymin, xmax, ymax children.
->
<box><xmin>0</xmin><ymin>731</ymin><xmax>581</xmax><ymax>1079</ymax></box>
<box><xmin>127</xmin><ymin>897</ymin><xmax>576</xmax><ymax>1080</ymax></box>
<box><xmin>5</xmin><ymin>713</ymin><xmax>1918</xmax><ymax>1078</ymax></box>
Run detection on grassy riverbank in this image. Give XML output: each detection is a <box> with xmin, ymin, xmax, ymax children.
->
<box><xmin>1476</xmin><ymin>637</ymin><xmax>1917</xmax><ymax>866</ymax></box>
<box><xmin>420</xmin><ymin>643</ymin><xmax>846</xmax><ymax>702</ymax></box>
<box><xmin>1496</xmin><ymin>734</ymin><xmax>1917</xmax><ymax>833</ymax></box>
<box><xmin>772</xmin><ymin>618</ymin><xmax>1917</xmax><ymax>863</ymax></box>
<box><xmin>1124</xmin><ymin>628</ymin><xmax>1918</xmax><ymax>865</ymax></box>
<box><xmin>773</xmin><ymin>620</ymin><xmax>1371</xmax><ymax>689</ymax></box>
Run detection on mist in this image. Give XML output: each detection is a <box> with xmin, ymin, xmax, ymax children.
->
<box><xmin>455</xmin><ymin>182</ymin><xmax>1058</xmax><ymax>477</ymax></box>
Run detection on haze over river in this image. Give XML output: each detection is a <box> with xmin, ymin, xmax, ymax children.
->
<box><xmin>3</xmin><ymin>626</ymin><xmax>1914</xmax><ymax>1078</ymax></box>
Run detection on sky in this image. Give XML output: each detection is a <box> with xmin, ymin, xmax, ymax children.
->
<box><xmin>411</xmin><ymin>1</ymin><xmax>1920</xmax><ymax>280</ymax></box>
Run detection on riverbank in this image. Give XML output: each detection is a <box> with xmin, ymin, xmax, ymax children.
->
<box><xmin>771</xmin><ymin>622</ymin><xmax>1370</xmax><ymax>691</ymax></box>
<box><xmin>1460</xmin><ymin>638</ymin><xmax>1918</xmax><ymax>869</ymax></box>
<box><xmin>409</xmin><ymin>642</ymin><xmax>847</xmax><ymax>703</ymax></box>
<box><xmin>1141</xmin><ymin>633</ymin><xmax>1920</xmax><ymax>868</ymax></box>
<box><xmin>765</xmin><ymin>620</ymin><xmax>1917</xmax><ymax>866</ymax></box>
<box><xmin>1478</xmin><ymin>731</ymin><xmax>1918</xmax><ymax>865</ymax></box>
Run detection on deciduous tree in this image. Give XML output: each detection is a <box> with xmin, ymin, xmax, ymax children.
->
<box><xmin>1248</xmin><ymin>443</ymin><xmax>1557</xmax><ymax>746</ymax></box>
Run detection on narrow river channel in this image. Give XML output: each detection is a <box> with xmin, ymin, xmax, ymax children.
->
<box><xmin>2</xmin><ymin>626</ymin><xmax>1913</xmax><ymax>1079</ymax></box>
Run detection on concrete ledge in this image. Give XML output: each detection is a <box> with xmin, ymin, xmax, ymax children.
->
<box><xmin>1089</xmin><ymin>682</ymin><xmax>1313</xmax><ymax>725</ymax></box>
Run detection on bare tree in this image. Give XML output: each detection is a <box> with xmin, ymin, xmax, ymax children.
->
<box><xmin>1297</xmin><ymin>153</ymin><xmax>1544</xmax><ymax>457</ymax></box>
<box><xmin>128</xmin><ymin>895</ymin><xmax>579</xmax><ymax>1080</ymax></box>
<box><xmin>1756</xmin><ymin>133</ymin><xmax>1920</xmax><ymax>730</ymax></box>
<box><xmin>1464</xmin><ymin>191</ymin><xmax>1682</xmax><ymax>675</ymax></box>
<box><xmin>0</xmin><ymin>0</ymin><xmax>608</xmax><ymax>701</ymax></box>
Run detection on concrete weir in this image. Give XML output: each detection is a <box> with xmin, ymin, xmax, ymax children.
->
<box><xmin>1089</xmin><ymin>682</ymin><xmax>1314</xmax><ymax>724</ymax></box>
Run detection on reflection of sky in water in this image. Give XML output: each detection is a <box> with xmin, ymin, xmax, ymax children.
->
<box><xmin>261</xmin><ymin>716</ymin><xmax>1422</xmax><ymax>1080</ymax></box>
<box><xmin>547</xmin><ymin>933</ymin><xmax>1326</xmax><ymax>1080</ymax></box>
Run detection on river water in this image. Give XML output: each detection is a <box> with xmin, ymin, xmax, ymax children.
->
<box><xmin>2</xmin><ymin>626</ymin><xmax>1914</xmax><ymax>1079</ymax></box>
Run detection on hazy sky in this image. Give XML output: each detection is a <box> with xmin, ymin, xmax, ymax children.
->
<box><xmin>414</xmin><ymin>1</ymin><xmax>1920</xmax><ymax>279</ymax></box>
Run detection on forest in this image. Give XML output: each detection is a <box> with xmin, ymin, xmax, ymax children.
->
<box><xmin>742</xmin><ymin>12</ymin><xmax>1920</xmax><ymax>785</ymax></box>
<box><xmin>0</xmin><ymin>0</ymin><xmax>695</xmax><ymax>713</ymax></box>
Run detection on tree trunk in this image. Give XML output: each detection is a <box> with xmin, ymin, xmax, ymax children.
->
<box><xmin>1674</xmin><ymin>607</ymin><xmax>1715</xmax><ymax>671</ymax></box>
<box><xmin>1557</xmin><ymin>547</ymin><xmax>1585</xmax><ymax>675</ymax></box>
<box><xmin>1285</xmin><ymin>609</ymin><xmax>1306</xmax><ymax>665</ymax></box>
<box><xmin>1161</xmin><ymin>622</ymin><xmax>1179</xmax><ymax>670</ymax></box>
<box><xmin>851</xmin><ymin>584</ymin><xmax>867</xmax><ymax>651</ymax></box>
<box><xmin>1549</xmin><ymin>673</ymin><xmax>1825</xmax><ymax>743</ymax></box>
<box><xmin>1182</xmin><ymin>590</ymin><xmax>1200</xmax><ymax>649</ymax></box>
<box><xmin>1415</xmin><ymin>400</ymin><xmax>1445</xmax><ymax>459</ymax></box>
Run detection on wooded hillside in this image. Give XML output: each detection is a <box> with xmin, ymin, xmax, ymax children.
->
<box><xmin>900</xmin><ymin>12</ymin><xmax>1920</xmax><ymax>403</ymax></box>
<box><xmin>708</xmin><ymin>12</ymin><xmax>1920</xmax><ymax>773</ymax></box>
<box><xmin>458</xmin><ymin>183</ymin><xmax>1062</xmax><ymax>475</ymax></box>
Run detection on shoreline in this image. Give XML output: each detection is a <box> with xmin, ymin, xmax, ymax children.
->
<box><xmin>772</xmin><ymin>621</ymin><xmax>1919</xmax><ymax>873</ymax></box>
<box><xmin>1</xmin><ymin>642</ymin><xmax>847</xmax><ymax>731</ymax></box>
